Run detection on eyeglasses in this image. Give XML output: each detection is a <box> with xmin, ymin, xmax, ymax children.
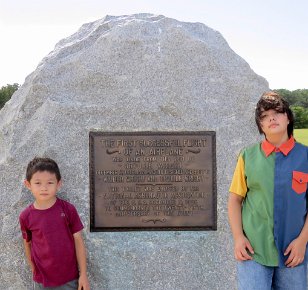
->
<box><xmin>260</xmin><ymin>111</ymin><xmax>285</xmax><ymax>122</ymax></box>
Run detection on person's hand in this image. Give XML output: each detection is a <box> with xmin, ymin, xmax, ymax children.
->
<box><xmin>284</xmin><ymin>237</ymin><xmax>307</xmax><ymax>268</ymax></box>
<box><xmin>78</xmin><ymin>273</ymin><xmax>90</xmax><ymax>290</ymax></box>
<box><xmin>234</xmin><ymin>235</ymin><xmax>254</xmax><ymax>261</ymax></box>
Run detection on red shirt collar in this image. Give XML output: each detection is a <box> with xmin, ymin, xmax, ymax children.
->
<box><xmin>261</xmin><ymin>136</ymin><xmax>295</xmax><ymax>157</ymax></box>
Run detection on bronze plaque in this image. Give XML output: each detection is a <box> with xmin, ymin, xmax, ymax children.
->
<box><xmin>89</xmin><ymin>131</ymin><xmax>216</xmax><ymax>231</ymax></box>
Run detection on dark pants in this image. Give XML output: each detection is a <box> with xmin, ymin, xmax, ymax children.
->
<box><xmin>33</xmin><ymin>279</ymin><xmax>78</xmax><ymax>290</ymax></box>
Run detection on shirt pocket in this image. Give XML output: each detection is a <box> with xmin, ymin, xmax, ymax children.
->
<box><xmin>292</xmin><ymin>171</ymin><xmax>308</xmax><ymax>194</ymax></box>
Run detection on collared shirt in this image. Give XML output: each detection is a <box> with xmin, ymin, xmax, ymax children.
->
<box><xmin>229</xmin><ymin>137</ymin><xmax>308</xmax><ymax>267</ymax></box>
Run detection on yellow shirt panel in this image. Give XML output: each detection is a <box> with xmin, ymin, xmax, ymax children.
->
<box><xmin>229</xmin><ymin>154</ymin><xmax>247</xmax><ymax>197</ymax></box>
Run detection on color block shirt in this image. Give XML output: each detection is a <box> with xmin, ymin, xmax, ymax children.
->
<box><xmin>19</xmin><ymin>198</ymin><xmax>84</xmax><ymax>287</ymax></box>
<box><xmin>229</xmin><ymin>137</ymin><xmax>308</xmax><ymax>267</ymax></box>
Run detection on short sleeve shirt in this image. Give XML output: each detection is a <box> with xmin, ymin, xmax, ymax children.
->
<box><xmin>229</xmin><ymin>137</ymin><xmax>308</xmax><ymax>267</ymax></box>
<box><xmin>19</xmin><ymin>198</ymin><xmax>84</xmax><ymax>287</ymax></box>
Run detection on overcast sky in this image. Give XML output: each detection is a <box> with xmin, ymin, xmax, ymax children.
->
<box><xmin>0</xmin><ymin>0</ymin><xmax>307</xmax><ymax>90</ymax></box>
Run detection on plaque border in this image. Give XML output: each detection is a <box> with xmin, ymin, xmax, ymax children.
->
<box><xmin>89</xmin><ymin>131</ymin><xmax>217</xmax><ymax>232</ymax></box>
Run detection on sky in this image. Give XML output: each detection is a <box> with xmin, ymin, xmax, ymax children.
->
<box><xmin>0</xmin><ymin>0</ymin><xmax>307</xmax><ymax>90</ymax></box>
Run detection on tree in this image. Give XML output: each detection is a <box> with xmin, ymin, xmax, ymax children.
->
<box><xmin>292</xmin><ymin>106</ymin><xmax>308</xmax><ymax>129</ymax></box>
<box><xmin>275</xmin><ymin>89</ymin><xmax>308</xmax><ymax>108</ymax></box>
<box><xmin>274</xmin><ymin>89</ymin><xmax>308</xmax><ymax>128</ymax></box>
<box><xmin>0</xmin><ymin>83</ymin><xmax>19</xmax><ymax>110</ymax></box>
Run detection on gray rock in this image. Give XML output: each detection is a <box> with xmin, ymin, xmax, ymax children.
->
<box><xmin>0</xmin><ymin>13</ymin><xmax>268</xmax><ymax>289</ymax></box>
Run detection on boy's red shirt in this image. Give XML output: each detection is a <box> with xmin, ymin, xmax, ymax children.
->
<box><xmin>19</xmin><ymin>198</ymin><xmax>83</xmax><ymax>287</ymax></box>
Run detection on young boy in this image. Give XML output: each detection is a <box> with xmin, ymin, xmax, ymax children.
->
<box><xmin>19</xmin><ymin>157</ymin><xmax>90</xmax><ymax>290</ymax></box>
<box><xmin>228</xmin><ymin>91</ymin><xmax>308</xmax><ymax>289</ymax></box>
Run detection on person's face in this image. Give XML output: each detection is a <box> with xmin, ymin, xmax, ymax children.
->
<box><xmin>24</xmin><ymin>171</ymin><xmax>61</xmax><ymax>204</ymax></box>
<box><xmin>259</xmin><ymin>109</ymin><xmax>289</xmax><ymax>138</ymax></box>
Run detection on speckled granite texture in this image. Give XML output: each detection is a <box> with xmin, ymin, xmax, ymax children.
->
<box><xmin>0</xmin><ymin>14</ymin><xmax>268</xmax><ymax>289</ymax></box>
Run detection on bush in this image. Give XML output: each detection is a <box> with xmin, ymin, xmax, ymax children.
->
<box><xmin>0</xmin><ymin>83</ymin><xmax>19</xmax><ymax>110</ymax></box>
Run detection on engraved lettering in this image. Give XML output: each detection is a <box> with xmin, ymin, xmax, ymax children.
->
<box><xmin>90</xmin><ymin>132</ymin><xmax>216</xmax><ymax>231</ymax></box>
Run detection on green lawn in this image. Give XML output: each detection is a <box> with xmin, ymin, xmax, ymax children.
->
<box><xmin>294</xmin><ymin>129</ymin><xmax>308</xmax><ymax>146</ymax></box>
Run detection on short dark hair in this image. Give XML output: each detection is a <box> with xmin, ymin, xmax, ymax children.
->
<box><xmin>25</xmin><ymin>157</ymin><xmax>61</xmax><ymax>182</ymax></box>
<box><xmin>255</xmin><ymin>91</ymin><xmax>294</xmax><ymax>137</ymax></box>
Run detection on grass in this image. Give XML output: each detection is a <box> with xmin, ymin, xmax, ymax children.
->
<box><xmin>294</xmin><ymin>129</ymin><xmax>308</xmax><ymax>146</ymax></box>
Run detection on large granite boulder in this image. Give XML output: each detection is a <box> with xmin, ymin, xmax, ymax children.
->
<box><xmin>0</xmin><ymin>13</ymin><xmax>268</xmax><ymax>289</ymax></box>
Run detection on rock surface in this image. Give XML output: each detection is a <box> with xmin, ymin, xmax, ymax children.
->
<box><xmin>0</xmin><ymin>14</ymin><xmax>268</xmax><ymax>289</ymax></box>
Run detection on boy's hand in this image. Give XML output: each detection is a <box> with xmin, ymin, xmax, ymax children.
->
<box><xmin>234</xmin><ymin>235</ymin><xmax>254</xmax><ymax>261</ymax></box>
<box><xmin>78</xmin><ymin>273</ymin><xmax>90</xmax><ymax>290</ymax></box>
<box><xmin>284</xmin><ymin>237</ymin><xmax>307</xmax><ymax>268</ymax></box>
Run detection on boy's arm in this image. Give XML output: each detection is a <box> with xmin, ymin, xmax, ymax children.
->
<box><xmin>73</xmin><ymin>231</ymin><xmax>90</xmax><ymax>290</ymax></box>
<box><xmin>284</xmin><ymin>214</ymin><xmax>308</xmax><ymax>268</ymax></box>
<box><xmin>228</xmin><ymin>192</ymin><xmax>254</xmax><ymax>261</ymax></box>
<box><xmin>22</xmin><ymin>239</ymin><xmax>35</xmax><ymax>273</ymax></box>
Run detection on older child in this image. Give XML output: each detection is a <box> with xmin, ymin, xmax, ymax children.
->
<box><xmin>228</xmin><ymin>91</ymin><xmax>308</xmax><ymax>289</ymax></box>
<box><xmin>19</xmin><ymin>157</ymin><xmax>90</xmax><ymax>290</ymax></box>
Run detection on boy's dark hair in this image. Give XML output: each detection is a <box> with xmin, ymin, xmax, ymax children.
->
<box><xmin>255</xmin><ymin>91</ymin><xmax>294</xmax><ymax>137</ymax></box>
<box><xmin>26</xmin><ymin>157</ymin><xmax>61</xmax><ymax>182</ymax></box>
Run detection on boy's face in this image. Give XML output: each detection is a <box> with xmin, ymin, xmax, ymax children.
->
<box><xmin>24</xmin><ymin>170</ymin><xmax>62</xmax><ymax>204</ymax></box>
<box><xmin>260</xmin><ymin>109</ymin><xmax>289</xmax><ymax>138</ymax></box>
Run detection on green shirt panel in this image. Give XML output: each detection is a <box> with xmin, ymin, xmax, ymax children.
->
<box><xmin>241</xmin><ymin>143</ymin><xmax>279</xmax><ymax>266</ymax></box>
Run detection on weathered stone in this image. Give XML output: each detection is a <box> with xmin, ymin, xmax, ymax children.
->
<box><xmin>0</xmin><ymin>14</ymin><xmax>268</xmax><ymax>289</ymax></box>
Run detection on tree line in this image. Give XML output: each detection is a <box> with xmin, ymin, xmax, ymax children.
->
<box><xmin>0</xmin><ymin>83</ymin><xmax>19</xmax><ymax>109</ymax></box>
<box><xmin>0</xmin><ymin>84</ymin><xmax>307</xmax><ymax>128</ymax></box>
<box><xmin>275</xmin><ymin>89</ymin><xmax>308</xmax><ymax>129</ymax></box>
